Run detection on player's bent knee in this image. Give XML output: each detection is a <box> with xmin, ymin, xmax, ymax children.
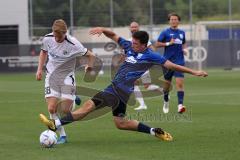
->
<box><xmin>176</xmin><ymin>83</ymin><xmax>184</xmax><ymax>90</ymax></box>
<box><xmin>134</xmin><ymin>79</ymin><xmax>140</xmax><ymax>85</ymax></box>
<box><xmin>48</xmin><ymin>105</ymin><xmax>57</xmax><ymax>114</ymax></box>
<box><xmin>113</xmin><ymin>117</ymin><xmax>127</xmax><ymax>130</ymax></box>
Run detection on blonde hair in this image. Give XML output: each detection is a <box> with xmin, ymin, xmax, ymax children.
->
<box><xmin>52</xmin><ymin>19</ymin><xmax>67</xmax><ymax>33</ymax></box>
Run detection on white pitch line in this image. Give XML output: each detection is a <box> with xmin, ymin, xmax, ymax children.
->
<box><xmin>187</xmin><ymin>91</ymin><xmax>240</xmax><ymax>96</ymax></box>
<box><xmin>0</xmin><ymin>100</ymin><xmax>43</xmax><ymax>104</ymax></box>
<box><xmin>187</xmin><ymin>100</ymin><xmax>240</xmax><ymax>106</ymax></box>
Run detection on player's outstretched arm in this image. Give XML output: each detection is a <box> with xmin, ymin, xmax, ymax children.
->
<box><xmin>89</xmin><ymin>27</ymin><xmax>120</xmax><ymax>43</ymax></box>
<box><xmin>163</xmin><ymin>60</ymin><xmax>208</xmax><ymax>77</ymax></box>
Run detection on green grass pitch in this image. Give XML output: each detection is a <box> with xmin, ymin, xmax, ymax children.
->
<box><xmin>0</xmin><ymin>69</ymin><xmax>240</xmax><ymax>160</ymax></box>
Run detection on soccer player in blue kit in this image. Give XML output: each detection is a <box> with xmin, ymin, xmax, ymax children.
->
<box><xmin>39</xmin><ymin>27</ymin><xmax>208</xmax><ymax>141</ymax></box>
<box><xmin>154</xmin><ymin>13</ymin><xmax>187</xmax><ymax>114</ymax></box>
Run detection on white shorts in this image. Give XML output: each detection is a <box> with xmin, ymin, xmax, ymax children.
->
<box><xmin>140</xmin><ymin>70</ymin><xmax>151</xmax><ymax>84</ymax></box>
<box><xmin>44</xmin><ymin>73</ymin><xmax>76</xmax><ymax>100</ymax></box>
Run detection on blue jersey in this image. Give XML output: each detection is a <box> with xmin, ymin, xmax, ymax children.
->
<box><xmin>105</xmin><ymin>37</ymin><xmax>167</xmax><ymax>103</ymax></box>
<box><xmin>158</xmin><ymin>28</ymin><xmax>186</xmax><ymax>65</ymax></box>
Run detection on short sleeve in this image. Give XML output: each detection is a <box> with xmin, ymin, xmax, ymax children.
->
<box><xmin>41</xmin><ymin>38</ymin><xmax>48</xmax><ymax>52</ymax></box>
<box><xmin>118</xmin><ymin>37</ymin><xmax>132</xmax><ymax>50</ymax></box>
<box><xmin>157</xmin><ymin>30</ymin><xmax>166</xmax><ymax>42</ymax></box>
<box><xmin>148</xmin><ymin>52</ymin><xmax>167</xmax><ymax>65</ymax></box>
<box><xmin>73</xmin><ymin>41</ymin><xmax>88</xmax><ymax>56</ymax></box>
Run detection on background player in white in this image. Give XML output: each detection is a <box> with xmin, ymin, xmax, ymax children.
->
<box><xmin>36</xmin><ymin>19</ymin><xmax>95</xmax><ymax>144</ymax></box>
<box><xmin>154</xmin><ymin>13</ymin><xmax>187</xmax><ymax>114</ymax></box>
<box><xmin>129</xmin><ymin>22</ymin><xmax>163</xmax><ymax>111</ymax></box>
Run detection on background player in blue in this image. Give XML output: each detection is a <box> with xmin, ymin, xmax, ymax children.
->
<box><xmin>39</xmin><ymin>27</ymin><xmax>208</xmax><ymax>142</ymax></box>
<box><xmin>154</xmin><ymin>13</ymin><xmax>187</xmax><ymax>114</ymax></box>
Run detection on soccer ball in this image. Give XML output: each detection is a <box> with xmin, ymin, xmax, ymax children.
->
<box><xmin>39</xmin><ymin>130</ymin><xmax>57</xmax><ymax>148</ymax></box>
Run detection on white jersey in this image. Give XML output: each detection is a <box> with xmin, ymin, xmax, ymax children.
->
<box><xmin>41</xmin><ymin>33</ymin><xmax>87</xmax><ymax>100</ymax></box>
<box><xmin>41</xmin><ymin>33</ymin><xmax>88</xmax><ymax>75</ymax></box>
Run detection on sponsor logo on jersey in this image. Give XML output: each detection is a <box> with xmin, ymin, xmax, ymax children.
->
<box><xmin>63</xmin><ymin>50</ymin><xmax>69</xmax><ymax>55</ymax></box>
<box><xmin>179</xmin><ymin>34</ymin><xmax>183</xmax><ymax>39</ymax></box>
<box><xmin>174</xmin><ymin>38</ymin><xmax>183</xmax><ymax>44</ymax></box>
<box><xmin>126</xmin><ymin>56</ymin><xmax>137</xmax><ymax>63</ymax></box>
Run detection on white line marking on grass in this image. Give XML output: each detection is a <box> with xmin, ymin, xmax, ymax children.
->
<box><xmin>188</xmin><ymin>100</ymin><xmax>240</xmax><ymax>106</ymax></box>
<box><xmin>0</xmin><ymin>100</ymin><xmax>42</xmax><ymax>104</ymax></box>
<box><xmin>188</xmin><ymin>91</ymin><xmax>240</xmax><ymax>96</ymax></box>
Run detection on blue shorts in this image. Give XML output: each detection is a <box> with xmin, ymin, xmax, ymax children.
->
<box><xmin>91</xmin><ymin>86</ymin><xmax>128</xmax><ymax>117</ymax></box>
<box><xmin>163</xmin><ymin>67</ymin><xmax>184</xmax><ymax>81</ymax></box>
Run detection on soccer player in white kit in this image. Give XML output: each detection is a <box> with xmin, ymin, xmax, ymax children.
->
<box><xmin>129</xmin><ymin>22</ymin><xmax>163</xmax><ymax>111</ymax></box>
<box><xmin>36</xmin><ymin>19</ymin><xmax>95</xmax><ymax>144</ymax></box>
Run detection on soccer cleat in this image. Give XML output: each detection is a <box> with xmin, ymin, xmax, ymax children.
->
<box><xmin>154</xmin><ymin>128</ymin><xmax>173</xmax><ymax>141</ymax></box>
<box><xmin>163</xmin><ymin>101</ymin><xmax>169</xmax><ymax>114</ymax></box>
<box><xmin>39</xmin><ymin>113</ymin><xmax>57</xmax><ymax>131</ymax></box>
<box><xmin>178</xmin><ymin>105</ymin><xmax>186</xmax><ymax>114</ymax></box>
<box><xmin>57</xmin><ymin>136</ymin><xmax>67</xmax><ymax>144</ymax></box>
<box><xmin>134</xmin><ymin>105</ymin><xmax>147</xmax><ymax>111</ymax></box>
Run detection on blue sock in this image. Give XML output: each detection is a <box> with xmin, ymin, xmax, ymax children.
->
<box><xmin>177</xmin><ymin>91</ymin><xmax>184</xmax><ymax>105</ymax></box>
<box><xmin>137</xmin><ymin>122</ymin><xmax>151</xmax><ymax>134</ymax></box>
<box><xmin>75</xmin><ymin>95</ymin><xmax>81</xmax><ymax>105</ymax></box>
<box><xmin>164</xmin><ymin>91</ymin><xmax>169</xmax><ymax>102</ymax></box>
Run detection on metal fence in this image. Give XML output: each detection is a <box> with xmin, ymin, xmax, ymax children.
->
<box><xmin>0</xmin><ymin>0</ymin><xmax>240</xmax><ymax>71</ymax></box>
<box><xmin>29</xmin><ymin>0</ymin><xmax>240</xmax><ymax>38</ymax></box>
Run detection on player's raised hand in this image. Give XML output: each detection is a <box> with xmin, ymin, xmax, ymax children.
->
<box><xmin>193</xmin><ymin>70</ymin><xmax>208</xmax><ymax>77</ymax></box>
<box><xmin>36</xmin><ymin>70</ymin><xmax>43</xmax><ymax>81</ymax></box>
<box><xmin>89</xmin><ymin>27</ymin><xmax>104</xmax><ymax>37</ymax></box>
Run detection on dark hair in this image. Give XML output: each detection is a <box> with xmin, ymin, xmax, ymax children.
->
<box><xmin>168</xmin><ymin>12</ymin><xmax>181</xmax><ymax>21</ymax></box>
<box><xmin>132</xmin><ymin>31</ymin><xmax>149</xmax><ymax>45</ymax></box>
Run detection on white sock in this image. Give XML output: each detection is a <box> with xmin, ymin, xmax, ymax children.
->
<box><xmin>49</xmin><ymin>113</ymin><xmax>58</xmax><ymax>119</ymax></box>
<box><xmin>50</xmin><ymin>113</ymin><xmax>66</xmax><ymax>137</ymax></box>
<box><xmin>178</xmin><ymin>104</ymin><xmax>183</xmax><ymax>108</ymax></box>
<box><xmin>55</xmin><ymin>119</ymin><xmax>62</xmax><ymax>128</ymax></box>
<box><xmin>134</xmin><ymin>85</ymin><xmax>146</xmax><ymax>106</ymax></box>
<box><xmin>58</xmin><ymin>126</ymin><xmax>66</xmax><ymax>137</ymax></box>
<box><xmin>150</xmin><ymin>128</ymin><xmax>155</xmax><ymax>136</ymax></box>
<box><xmin>146</xmin><ymin>84</ymin><xmax>159</xmax><ymax>91</ymax></box>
